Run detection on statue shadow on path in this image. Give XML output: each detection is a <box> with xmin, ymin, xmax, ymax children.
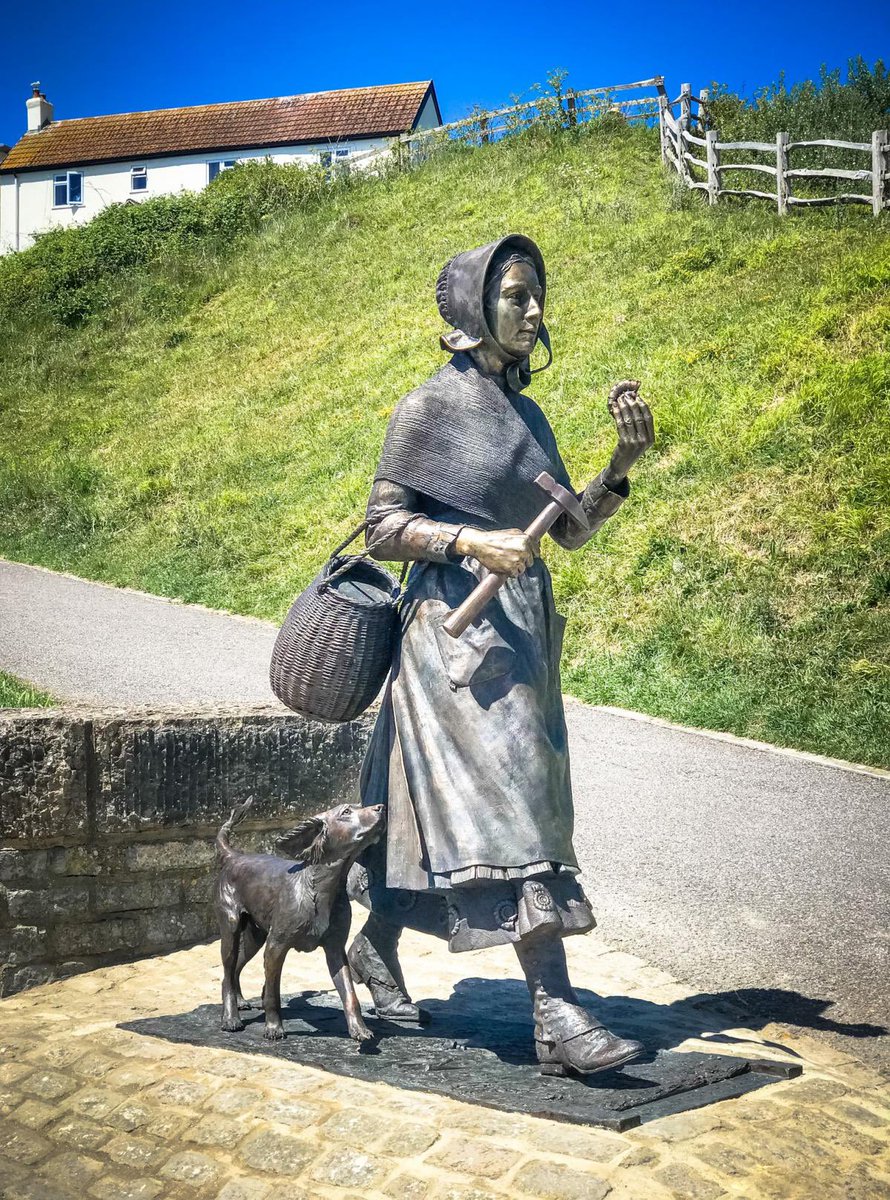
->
<box><xmin>421</xmin><ymin>977</ymin><xmax>887</xmax><ymax>1063</ymax></box>
<box><xmin>125</xmin><ymin>976</ymin><xmax>864</xmax><ymax>1129</ymax></box>
<box><xmin>121</xmin><ymin>977</ymin><xmax>887</xmax><ymax>1073</ymax></box>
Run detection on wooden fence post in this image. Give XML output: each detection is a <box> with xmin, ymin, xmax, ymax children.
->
<box><xmin>678</xmin><ymin>84</ymin><xmax>693</xmax><ymax>188</ymax></box>
<box><xmin>479</xmin><ymin>116</ymin><xmax>490</xmax><ymax>145</ymax></box>
<box><xmin>658</xmin><ymin>95</ymin><xmax>669</xmax><ymax>164</ymax></box>
<box><xmin>705</xmin><ymin>129</ymin><xmax>720</xmax><ymax>206</ymax></box>
<box><xmin>679</xmin><ymin>83</ymin><xmax>692</xmax><ymax>132</ymax></box>
<box><xmin>776</xmin><ymin>131</ymin><xmax>789</xmax><ymax>215</ymax></box>
<box><xmin>566</xmin><ymin>89</ymin><xmax>577</xmax><ymax>128</ymax></box>
<box><xmin>698</xmin><ymin>87</ymin><xmax>709</xmax><ymax>133</ymax></box>
<box><xmin>873</xmin><ymin>129</ymin><xmax>888</xmax><ymax>217</ymax></box>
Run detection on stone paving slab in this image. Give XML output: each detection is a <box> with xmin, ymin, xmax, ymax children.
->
<box><xmin>123</xmin><ymin>996</ymin><xmax>800</xmax><ymax>1132</ymax></box>
<box><xmin>1</xmin><ymin>910</ymin><xmax>888</xmax><ymax>1200</ymax></box>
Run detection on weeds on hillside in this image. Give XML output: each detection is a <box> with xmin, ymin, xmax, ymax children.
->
<box><xmin>4</xmin><ymin>62</ymin><xmax>884</xmax><ymax>334</ymax></box>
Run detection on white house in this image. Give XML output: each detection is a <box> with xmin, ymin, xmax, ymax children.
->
<box><xmin>0</xmin><ymin>80</ymin><xmax>441</xmax><ymax>254</ymax></box>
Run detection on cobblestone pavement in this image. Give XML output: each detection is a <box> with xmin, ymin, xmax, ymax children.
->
<box><xmin>1</xmin><ymin>913</ymin><xmax>888</xmax><ymax>1200</ymax></box>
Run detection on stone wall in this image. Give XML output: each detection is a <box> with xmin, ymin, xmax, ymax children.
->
<box><xmin>0</xmin><ymin>707</ymin><xmax>373</xmax><ymax>996</ymax></box>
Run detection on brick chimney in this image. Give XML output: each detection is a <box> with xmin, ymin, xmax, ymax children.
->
<box><xmin>26</xmin><ymin>82</ymin><xmax>54</xmax><ymax>133</ymax></box>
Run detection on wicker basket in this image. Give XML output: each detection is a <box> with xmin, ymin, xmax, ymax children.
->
<box><xmin>270</xmin><ymin>523</ymin><xmax>403</xmax><ymax>723</ymax></box>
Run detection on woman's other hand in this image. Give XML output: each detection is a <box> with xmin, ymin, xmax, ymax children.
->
<box><xmin>455</xmin><ymin>527</ymin><xmax>539</xmax><ymax>577</ymax></box>
<box><xmin>603</xmin><ymin>380</ymin><xmax>654</xmax><ymax>488</ymax></box>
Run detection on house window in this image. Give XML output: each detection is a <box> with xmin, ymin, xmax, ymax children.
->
<box><xmin>131</xmin><ymin>166</ymin><xmax>148</xmax><ymax>192</ymax></box>
<box><xmin>53</xmin><ymin>171</ymin><xmax>83</xmax><ymax>206</ymax></box>
<box><xmin>319</xmin><ymin>148</ymin><xmax>349</xmax><ymax>178</ymax></box>
<box><xmin>320</xmin><ymin>148</ymin><xmax>350</xmax><ymax>166</ymax></box>
<box><xmin>208</xmin><ymin>159</ymin><xmax>237</xmax><ymax>182</ymax></box>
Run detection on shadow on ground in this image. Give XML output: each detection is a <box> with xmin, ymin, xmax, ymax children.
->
<box><xmin>120</xmin><ymin>977</ymin><xmax>813</xmax><ymax>1131</ymax></box>
<box><xmin>702</xmin><ymin>986</ymin><xmax>889</xmax><ymax>1041</ymax></box>
<box><xmin>428</xmin><ymin>977</ymin><xmax>888</xmax><ymax>1063</ymax></box>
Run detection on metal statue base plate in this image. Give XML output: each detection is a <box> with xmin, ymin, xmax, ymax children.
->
<box><xmin>121</xmin><ymin>990</ymin><xmax>800</xmax><ymax>1131</ymax></box>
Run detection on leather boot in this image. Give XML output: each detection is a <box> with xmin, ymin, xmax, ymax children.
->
<box><xmin>347</xmin><ymin>913</ymin><xmax>430</xmax><ymax>1024</ymax></box>
<box><xmin>514</xmin><ymin>934</ymin><xmax>643</xmax><ymax>1077</ymax></box>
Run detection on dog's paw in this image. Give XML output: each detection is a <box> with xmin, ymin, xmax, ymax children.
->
<box><xmin>220</xmin><ymin>1017</ymin><xmax>244</xmax><ymax>1033</ymax></box>
<box><xmin>350</xmin><ymin>1022</ymin><xmax>375</xmax><ymax>1042</ymax></box>
<box><xmin>263</xmin><ymin>1024</ymin><xmax>286</xmax><ymax>1042</ymax></box>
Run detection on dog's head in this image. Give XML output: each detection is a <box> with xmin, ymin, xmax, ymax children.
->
<box><xmin>275</xmin><ymin>803</ymin><xmax>385</xmax><ymax>866</ymax></box>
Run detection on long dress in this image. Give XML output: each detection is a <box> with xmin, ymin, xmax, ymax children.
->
<box><xmin>347</xmin><ymin>353</ymin><xmax>628</xmax><ymax>952</ymax></box>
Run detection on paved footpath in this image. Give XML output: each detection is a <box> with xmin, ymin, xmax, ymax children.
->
<box><xmin>1</xmin><ymin>910</ymin><xmax>889</xmax><ymax>1200</ymax></box>
<box><xmin>2</xmin><ymin>558</ymin><xmax>888</xmax><ymax>1074</ymax></box>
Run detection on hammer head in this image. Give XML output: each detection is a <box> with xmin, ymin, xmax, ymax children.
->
<box><xmin>535</xmin><ymin>471</ymin><xmax>588</xmax><ymax>530</ymax></box>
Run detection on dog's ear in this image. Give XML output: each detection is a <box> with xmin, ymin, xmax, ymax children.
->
<box><xmin>276</xmin><ymin>816</ymin><xmax>328</xmax><ymax>864</ymax></box>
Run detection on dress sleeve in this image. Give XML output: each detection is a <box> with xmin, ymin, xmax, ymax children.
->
<box><xmin>548</xmin><ymin>472</ymin><xmax>630</xmax><ymax>551</ymax></box>
<box><xmin>365</xmin><ymin>478</ymin><xmax>467</xmax><ymax>564</ymax></box>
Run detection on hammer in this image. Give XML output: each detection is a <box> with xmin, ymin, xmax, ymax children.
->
<box><xmin>442</xmin><ymin>471</ymin><xmax>588</xmax><ymax>638</ymax></box>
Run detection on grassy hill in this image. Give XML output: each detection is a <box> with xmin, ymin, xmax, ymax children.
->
<box><xmin>1</xmin><ymin>119</ymin><xmax>888</xmax><ymax>764</ymax></box>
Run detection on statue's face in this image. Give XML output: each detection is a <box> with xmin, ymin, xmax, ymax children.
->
<box><xmin>488</xmin><ymin>260</ymin><xmax>543</xmax><ymax>360</ymax></box>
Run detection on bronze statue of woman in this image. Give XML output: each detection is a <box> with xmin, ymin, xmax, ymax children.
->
<box><xmin>346</xmin><ymin>234</ymin><xmax>654</xmax><ymax>1077</ymax></box>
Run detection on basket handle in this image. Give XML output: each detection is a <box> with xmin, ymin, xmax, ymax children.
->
<box><xmin>324</xmin><ymin>510</ymin><xmax>412</xmax><ymax>588</ymax></box>
<box><xmin>328</xmin><ymin>518</ymin><xmax>374</xmax><ymax>561</ymax></box>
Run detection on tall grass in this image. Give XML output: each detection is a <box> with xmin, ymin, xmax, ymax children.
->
<box><xmin>0</xmin><ymin>104</ymin><xmax>887</xmax><ymax>765</ymax></box>
<box><xmin>0</xmin><ymin>672</ymin><xmax>56</xmax><ymax>709</ymax></box>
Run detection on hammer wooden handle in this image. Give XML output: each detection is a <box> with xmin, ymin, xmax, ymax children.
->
<box><xmin>442</xmin><ymin>499</ymin><xmax>564</xmax><ymax>638</ymax></box>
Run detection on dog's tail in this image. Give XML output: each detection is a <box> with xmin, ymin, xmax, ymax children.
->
<box><xmin>216</xmin><ymin>797</ymin><xmax>254</xmax><ymax>861</ymax></box>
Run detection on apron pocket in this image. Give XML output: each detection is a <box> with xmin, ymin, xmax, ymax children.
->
<box><xmin>433</xmin><ymin>611</ymin><xmax>515</xmax><ymax>689</ymax></box>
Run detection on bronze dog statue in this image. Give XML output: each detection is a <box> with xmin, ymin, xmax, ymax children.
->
<box><xmin>215</xmin><ymin>798</ymin><xmax>386</xmax><ymax>1042</ymax></box>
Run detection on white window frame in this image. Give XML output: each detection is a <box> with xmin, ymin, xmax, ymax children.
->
<box><xmin>53</xmin><ymin>170</ymin><xmax>84</xmax><ymax>208</ymax></box>
<box><xmin>208</xmin><ymin>159</ymin><xmax>237</xmax><ymax>183</ymax></box>
<box><xmin>130</xmin><ymin>165</ymin><xmax>148</xmax><ymax>193</ymax></box>
<box><xmin>319</xmin><ymin>147</ymin><xmax>350</xmax><ymax>179</ymax></box>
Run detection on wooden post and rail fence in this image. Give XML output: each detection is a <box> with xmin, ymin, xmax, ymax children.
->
<box><xmin>398</xmin><ymin>77</ymin><xmax>665</xmax><ymax>156</ymax></box>
<box><xmin>658</xmin><ymin>83</ymin><xmax>889</xmax><ymax>217</ymax></box>
<box><xmin>344</xmin><ymin>75</ymin><xmax>887</xmax><ymax>218</ymax></box>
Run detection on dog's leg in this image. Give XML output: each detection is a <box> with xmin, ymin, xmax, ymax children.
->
<box><xmin>262</xmin><ymin>937</ymin><xmax>289</xmax><ymax>1041</ymax></box>
<box><xmin>220</xmin><ymin>919</ymin><xmax>244</xmax><ymax>1032</ymax></box>
<box><xmin>325</xmin><ymin>943</ymin><xmax>373</xmax><ymax>1042</ymax></box>
<box><xmin>234</xmin><ymin>919</ymin><xmax>267</xmax><ymax>1009</ymax></box>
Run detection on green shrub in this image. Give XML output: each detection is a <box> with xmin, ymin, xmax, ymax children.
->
<box><xmin>706</xmin><ymin>59</ymin><xmax>890</xmax><ymax>195</ymax></box>
<box><xmin>708</xmin><ymin>58</ymin><xmax>890</xmax><ymax>143</ymax></box>
<box><xmin>0</xmin><ymin>158</ymin><xmax>327</xmax><ymax>329</ymax></box>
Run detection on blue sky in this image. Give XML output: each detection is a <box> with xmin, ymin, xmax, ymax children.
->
<box><xmin>1</xmin><ymin>0</ymin><xmax>887</xmax><ymax>146</ymax></box>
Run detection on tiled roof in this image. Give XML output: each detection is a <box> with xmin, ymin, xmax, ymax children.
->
<box><xmin>0</xmin><ymin>81</ymin><xmax>438</xmax><ymax>173</ymax></box>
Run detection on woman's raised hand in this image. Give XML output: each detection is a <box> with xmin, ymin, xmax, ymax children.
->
<box><xmin>604</xmin><ymin>380</ymin><xmax>654</xmax><ymax>488</ymax></box>
<box><xmin>455</xmin><ymin>527</ymin><xmax>540</xmax><ymax>577</ymax></box>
